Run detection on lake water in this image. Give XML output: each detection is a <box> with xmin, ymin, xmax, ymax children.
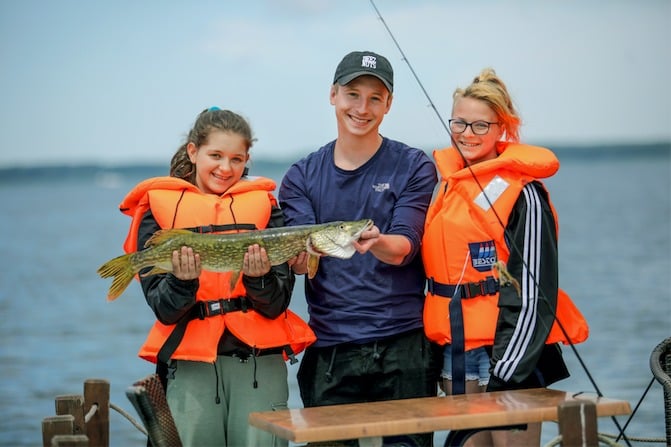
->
<box><xmin>0</xmin><ymin>144</ymin><xmax>669</xmax><ymax>446</ymax></box>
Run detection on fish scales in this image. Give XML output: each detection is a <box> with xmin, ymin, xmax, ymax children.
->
<box><xmin>134</xmin><ymin>224</ymin><xmax>333</xmax><ymax>272</ymax></box>
<box><xmin>98</xmin><ymin>219</ymin><xmax>373</xmax><ymax>300</ymax></box>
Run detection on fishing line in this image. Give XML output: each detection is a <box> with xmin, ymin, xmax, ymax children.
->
<box><xmin>368</xmin><ymin>1</ymin><xmax>632</xmax><ymax>443</ymax></box>
<box><xmin>368</xmin><ymin>0</ymin><xmax>505</xmax><ymax>235</ymax></box>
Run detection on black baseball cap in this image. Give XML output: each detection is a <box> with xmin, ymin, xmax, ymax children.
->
<box><xmin>333</xmin><ymin>51</ymin><xmax>393</xmax><ymax>93</ymax></box>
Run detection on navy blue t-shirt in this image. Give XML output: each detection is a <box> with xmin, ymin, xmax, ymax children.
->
<box><xmin>278</xmin><ymin>137</ymin><xmax>438</xmax><ymax>346</ymax></box>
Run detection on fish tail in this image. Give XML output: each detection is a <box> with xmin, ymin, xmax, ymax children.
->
<box><xmin>97</xmin><ymin>253</ymin><xmax>136</xmax><ymax>301</ymax></box>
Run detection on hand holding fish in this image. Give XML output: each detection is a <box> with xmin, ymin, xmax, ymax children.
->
<box><xmin>288</xmin><ymin>251</ymin><xmax>309</xmax><ymax>275</ymax></box>
<box><xmin>353</xmin><ymin>225</ymin><xmax>412</xmax><ymax>266</ymax></box>
<box><xmin>172</xmin><ymin>246</ymin><xmax>201</xmax><ymax>280</ymax></box>
<box><xmin>351</xmin><ymin>224</ymin><xmax>381</xmax><ymax>254</ymax></box>
<box><xmin>97</xmin><ymin>219</ymin><xmax>374</xmax><ymax>300</ymax></box>
<box><xmin>243</xmin><ymin>244</ymin><xmax>271</xmax><ymax>277</ymax></box>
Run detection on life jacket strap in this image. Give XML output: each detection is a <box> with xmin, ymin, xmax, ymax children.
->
<box><xmin>157</xmin><ymin>296</ymin><xmax>250</xmax><ymax>365</ymax></box>
<box><xmin>185</xmin><ymin>223</ymin><xmax>257</xmax><ymax>234</ymax></box>
<box><xmin>199</xmin><ymin>297</ymin><xmax>251</xmax><ymax>318</ymax></box>
<box><xmin>449</xmin><ymin>287</ymin><xmax>466</xmax><ymax>395</ymax></box>
<box><xmin>427</xmin><ymin>276</ymin><xmax>499</xmax><ymax>298</ymax></box>
<box><xmin>427</xmin><ymin>278</ymin><xmax>499</xmax><ymax>395</ymax></box>
<box><xmin>283</xmin><ymin>345</ymin><xmax>298</xmax><ymax>365</ymax></box>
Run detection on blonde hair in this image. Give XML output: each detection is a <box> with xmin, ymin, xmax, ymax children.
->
<box><xmin>453</xmin><ymin>68</ymin><xmax>521</xmax><ymax>143</ymax></box>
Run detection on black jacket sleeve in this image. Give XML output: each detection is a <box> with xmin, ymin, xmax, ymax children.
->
<box><xmin>488</xmin><ymin>181</ymin><xmax>560</xmax><ymax>387</ymax></box>
<box><xmin>138</xmin><ymin>210</ymin><xmax>199</xmax><ymax>325</ymax></box>
<box><xmin>138</xmin><ymin>206</ymin><xmax>295</xmax><ymax>324</ymax></box>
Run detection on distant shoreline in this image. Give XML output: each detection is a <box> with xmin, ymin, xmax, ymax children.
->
<box><xmin>1</xmin><ymin>142</ymin><xmax>668</xmax><ymax>184</ymax></box>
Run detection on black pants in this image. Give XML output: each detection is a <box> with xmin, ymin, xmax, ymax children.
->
<box><xmin>298</xmin><ymin>328</ymin><xmax>441</xmax><ymax>447</ymax></box>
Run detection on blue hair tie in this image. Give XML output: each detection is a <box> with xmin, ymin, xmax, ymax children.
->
<box><xmin>208</xmin><ymin>106</ymin><xmax>221</xmax><ymax>112</ymax></box>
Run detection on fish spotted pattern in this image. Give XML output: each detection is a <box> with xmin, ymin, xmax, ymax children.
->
<box><xmin>97</xmin><ymin>219</ymin><xmax>373</xmax><ymax>300</ymax></box>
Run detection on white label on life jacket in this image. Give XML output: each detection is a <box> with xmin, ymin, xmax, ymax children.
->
<box><xmin>474</xmin><ymin>175</ymin><xmax>509</xmax><ymax>211</ymax></box>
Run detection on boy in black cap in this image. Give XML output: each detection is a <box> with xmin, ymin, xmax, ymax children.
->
<box><xmin>279</xmin><ymin>51</ymin><xmax>439</xmax><ymax>446</ymax></box>
<box><xmin>332</xmin><ymin>50</ymin><xmax>394</xmax><ymax>93</ymax></box>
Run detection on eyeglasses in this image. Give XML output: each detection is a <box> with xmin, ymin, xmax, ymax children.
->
<box><xmin>448</xmin><ymin>119</ymin><xmax>498</xmax><ymax>135</ymax></box>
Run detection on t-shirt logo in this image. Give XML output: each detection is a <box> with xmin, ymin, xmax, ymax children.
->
<box><xmin>372</xmin><ymin>182</ymin><xmax>390</xmax><ymax>192</ymax></box>
<box><xmin>469</xmin><ymin>240</ymin><xmax>497</xmax><ymax>272</ymax></box>
<box><xmin>362</xmin><ymin>55</ymin><xmax>377</xmax><ymax>69</ymax></box>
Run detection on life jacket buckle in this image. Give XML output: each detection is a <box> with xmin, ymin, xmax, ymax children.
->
<box><xmin>465</xmin><ymin>282</ymin><xmax>480</xmax><ymax>298</ymax></box>
<box><xmin>467</xmin><ymin>276</ymin><xmax>499</xmax><ymax>297</ymax></box>
<box><xmin>284</xmin><ymin>345</ymin><xmax>298</xmax><ymax>365</ymax></box>
<box><xmin>482</xmin><ymin>276</ymin><xmax>500</xmax><ymax>295</ymax></box>
<box><xmin>200</xmin><ymin>297</ymin><xmax>250</xmax><ymax>318</ymax></box>
<box><xmin>427</xmin><ymin>277</ymin><xmax>499</xmax><ymax>298</ymax></box>
<box><xmin>198</xmin><ymin>225</ymin><xmax>214</xmax><ymax>234</ymax></box>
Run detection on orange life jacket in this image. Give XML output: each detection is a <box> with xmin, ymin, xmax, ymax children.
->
<box><xmin>422</xmin><ymin>144</ymin><xmax>588</xmax><ymax>351</ymax></box>
<box><xmin>119</xmin><ymin>176</ymin><xmax>316</xmax><ymax>364</ymax></box>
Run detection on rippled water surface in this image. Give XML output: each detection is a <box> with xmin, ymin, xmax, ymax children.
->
<box><xmin>1</xmin><ymin>148</ymin><xmax>669</xmax><ymax>446</ymax></box>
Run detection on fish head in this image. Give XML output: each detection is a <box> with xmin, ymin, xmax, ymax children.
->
<box><xmin>309</xmin><ymin>219</ymin><xmax>374</xmax><ymax>259</ymax></box>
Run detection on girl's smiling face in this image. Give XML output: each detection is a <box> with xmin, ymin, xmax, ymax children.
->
<box><xmin>450</xmin><ymin>96</ymin><xmax>503</xmax><ymax>166</ymax></box>
<box><xmin>187</xmin><ymin>130</ymin><xmax>249</xmax><ymax>195</ymax></box>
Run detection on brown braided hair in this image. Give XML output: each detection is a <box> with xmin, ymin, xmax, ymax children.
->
<box><xmin>169</xmin><ymin>108</ymin><xmax>256</xmax><ymax>183</ymax></box>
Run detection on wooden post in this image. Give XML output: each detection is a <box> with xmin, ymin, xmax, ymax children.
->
<box><xmin>557</xmin><ymin>400</ymin><xmax>598</xmax><ymax>447</ymax></box>
<box><xmin>42</xmin><ymin>415</ymin><xmax>75</xmax><ymax>447</ymax></box>
<box><xmin>50</xmin><ymin>434</ymin><xmax>89</xmax><ymax>447</ymax></box>
<box><xmin>55</xmin><ymin>395</ymin><xmax>85</xmax><ymax>435</ymax></box>
<box><xmin>83</xmin><ymin>379</ymin><xmax>110</xmax><ymax>447</ymax></box>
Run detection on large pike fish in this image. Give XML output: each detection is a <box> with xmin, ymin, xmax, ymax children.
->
<box><xmin>98</xmin><ymin>219</ymin><xmax>373</xmax><ymax>301</ymax></box>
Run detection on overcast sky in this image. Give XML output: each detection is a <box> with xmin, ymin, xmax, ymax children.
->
<box><xmin>1</xmin><ymin>0</ymin><xmax>669</xmax><ymax>167</ymax></box>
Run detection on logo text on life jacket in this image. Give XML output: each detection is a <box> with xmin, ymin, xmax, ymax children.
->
<box><xmin>469</xmin><ymin>240</ymin><xmax>497</xmax><ymax>272</ymax></box>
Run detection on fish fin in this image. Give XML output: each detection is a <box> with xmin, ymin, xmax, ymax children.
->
<box><xmin>141</xmin><ymin>266</ymin><xmax>172</xmax><ymax>277</ymax></box>
<box><xmin>307</xmin><ymin>254</ymin><xmax>320</xmax><ymax>279</ymax></box>
<box><xmin>145</xmin><ymin>228</ymin><xmax>192</xmax><ymax>248</ymax></box>
<box><xmin>330</xmin><ymin>245</ymin><xmax>356</xmax><ymax>259</ymax></box>
<box><xmin>97</xmin><ymin>253</ymin><xmax>136</xmax><ymax>301</ymax></box>
<box><xmin>493</xmin><ymin>260</ymin><xmax>521</xmax><ymax>297</ymax></box>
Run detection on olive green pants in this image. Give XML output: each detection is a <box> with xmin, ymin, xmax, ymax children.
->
<box><xmin>167</xmin><ymin>355</ymin><xmax>289</xmax><ymax>447</ymax></box>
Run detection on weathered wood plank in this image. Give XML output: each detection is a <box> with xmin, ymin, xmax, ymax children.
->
<box><xmin>51</xmin><ymin>434</ymin><xmax>89</xmax><ymax>447</ymax></box>
<box><xmin>55</xmin><ymin>395</ymin><xmax>85</xmax><ymax>436</ymax></box>
<box><xmin>249</xmin><ymin>388</ymin><xmax>631</xmax><ymax>444</ymax></box>
<box><xmin>83</xmin><ymin>379</ymin><xmax>109</xmax><ymax>447</ymax></box>
<box><xmin>558</xmin><ymin>400</ymin><xmax>598</xmax><ymax>447</ymax></box>
<box><xmin>42</xmin><ymin>415</ymin><xmax>75</xmax><ymax>447</ymax></box>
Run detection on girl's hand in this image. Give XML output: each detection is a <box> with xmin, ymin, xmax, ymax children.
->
<box><xmin>172</xmin><ymin>246</ymin><xmax>201</xmax><ymax>280</ymax></box>
<box><xmin>243</xmin><ymin>244</ymin><xmax>271</xmax><ymax>277</ymax></box>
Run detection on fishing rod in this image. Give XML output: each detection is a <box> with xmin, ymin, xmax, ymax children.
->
<box><xmin>368</xmin><ymin>1</ymin><xmax>633</xmax><ymax>443</ymax></box>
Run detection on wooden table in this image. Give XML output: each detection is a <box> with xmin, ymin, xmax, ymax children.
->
<box><xmin>249</xmin><ymin>388</ymin><xmax>631</xmax><ymax>447</ymax></box>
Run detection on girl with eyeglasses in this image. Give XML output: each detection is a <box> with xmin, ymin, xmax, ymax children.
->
<box><xmin>422</xmin><ymin>68</ymin><xmax>588</xmax><ymax>446</ymax></box>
